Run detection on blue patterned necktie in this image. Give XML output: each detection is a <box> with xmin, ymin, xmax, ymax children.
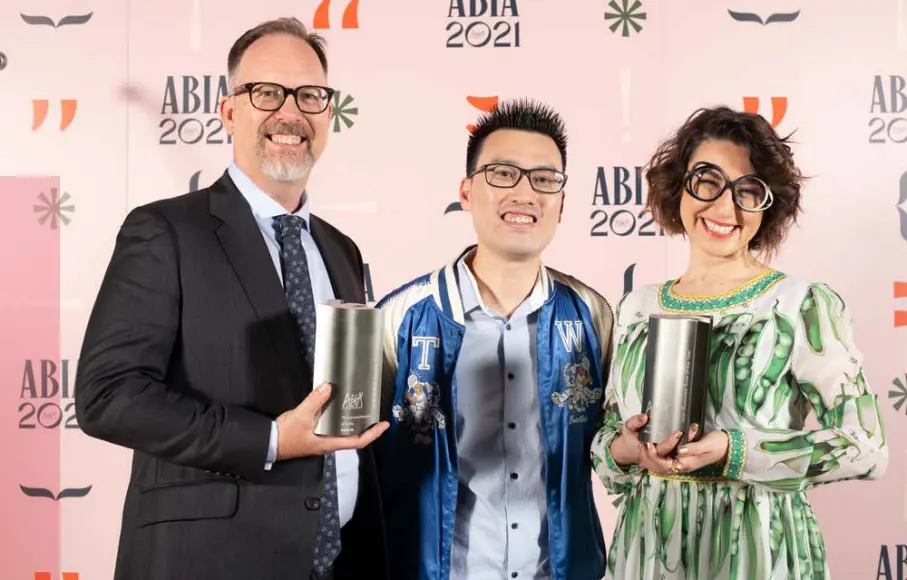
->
<box><xmin>272</xmin><ymin>214</ymin><xmax>341</xmax><ymax>578</ymax></box>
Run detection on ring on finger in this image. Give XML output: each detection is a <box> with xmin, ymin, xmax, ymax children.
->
<box><xmin>670</xmin><ymin>459</ymin><xmax>683</xmax><ymax>474</ymax></box>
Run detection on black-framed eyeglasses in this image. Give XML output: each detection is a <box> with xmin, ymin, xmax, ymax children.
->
<box><xmin>468</xmin><ymin>163</ymin><xmax>567</xmax><ymax>194</ymax></box>
<box><xmin>232</xmin><ymin>82</ymin><xmax>335</xmax><ymax>114</ymax></box>
<box><xmin>683</xmin><ymin>161</ymin><xmax>773</xmax><ymax>212</ymax></box>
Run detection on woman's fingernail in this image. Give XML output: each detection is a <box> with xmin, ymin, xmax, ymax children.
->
<box><xmin>690</xmin><ymin>423</ymin><xmax>700</xmax><ymax>432</ymax></box>
<box><xmin>675</xmin><ymin>431</ymin><xmax>683</xmax><ymax>438</ymax></box>
<box><xmin>678</xmin><ymin>447</ymin><xmax>688</xmax><ymax>455</ymax></box>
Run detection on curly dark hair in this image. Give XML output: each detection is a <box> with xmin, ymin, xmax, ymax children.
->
<box><xmin>644</xmin><ymin>105</ymin><xmax>804</xmax><ymax>257</ymax></box>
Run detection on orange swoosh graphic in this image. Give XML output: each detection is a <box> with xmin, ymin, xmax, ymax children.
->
<box><xmin>742</xmin><ymin>96</ymin><xmax>759</xmax><ymax>115</ymax></box>
<box><xmin>342</xmin><ymin>0</ymin><xmax>359</xmax><ymax>29</ymax></box>
<box><xmin>896</xmin><ymin>281</ymin><xmax>907</xmax><ymax>298</ymax></box>
<box><xmin>770</xmin><ymin>96</ymin><xmax>787</xmax><ymax>127</ymax></box>
<box><xmin>60</xmin><ymin>99</ymin><xmax>77</xmax><ymax>131</ymax></box>
<box><xmin>467</xmin><ymin>96</ymin><xmax>498</xmax><ymax>112</ymax></box>
<box><xmin>313</xmin><ymin>0</ymin><xmax>330</xmax><ymax>29</ymax></box>
<box><xmin>742</xmin><ymin>96</ymin><xmax>786</xmax><ymax>128</ymax></box>
<box><xmin>896</xmin><ymin>281</ymin><xmax>907</xmax><ymax>327</ymax></box>
<box><xmin>32</xmin><ymin>99</ymin><xmax>49</xmax><ymax>130</ymax></box>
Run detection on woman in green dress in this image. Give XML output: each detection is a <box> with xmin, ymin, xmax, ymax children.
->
<box><xmin>590</xmin><ymin>106</ymin><xmax>888</xmax><ymax>580</ymax></box>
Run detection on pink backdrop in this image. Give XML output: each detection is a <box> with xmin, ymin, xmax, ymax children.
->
<box><xmin>1</xmin><ymin>0</ymin><xmax>905</xmax><ymax>578</ymax></box>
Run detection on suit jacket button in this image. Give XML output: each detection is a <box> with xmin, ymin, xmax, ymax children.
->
<box><xmin>305</xmin><ymin>497</ymin><xmax>321</xmax><ymax>510</ymax></box>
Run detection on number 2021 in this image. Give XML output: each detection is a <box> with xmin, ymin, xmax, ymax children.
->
<box><xmin>19</xmin><ymin>401</ymin><xmax>79</xmax><ymax>429</ymax></box>
<box><xmin>446</xmin><ymin>21</ymin><xmax>520</xmax><ymax>48</ymax></box>
<box><xmin>160</xmin><ymin>117</ymin><xmax>232</xmax><ymax>145</ymax></box>
<box><xmin>590</xmin><ymin>209</ymin><xmax>664</xmax><ymax>236</ymax></box>
<box><xmin>868</xmin><ymin>117</ymin><xmax>907</xmax><ymax>143</ymax></box>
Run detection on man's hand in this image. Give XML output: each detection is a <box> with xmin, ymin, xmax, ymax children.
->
<box><xmin>275</xmin><ymin>382</ymin><xmax>389</xmax><ymax>461</ymax></box>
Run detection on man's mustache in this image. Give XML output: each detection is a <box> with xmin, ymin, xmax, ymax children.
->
<box><xmin>260</xmin><ymin>122</ymin><xmax>313</xmax><ymax>140</ymax></box>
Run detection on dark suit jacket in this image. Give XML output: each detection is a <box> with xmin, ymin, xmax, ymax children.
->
<box><xmin>74</xmin><ymin>171</ymin><xmax>388</xmax><ymax>580</ymax></box>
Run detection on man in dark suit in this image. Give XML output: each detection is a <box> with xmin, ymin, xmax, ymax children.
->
<box><xmin>74</xmin><ymin>17</ymin><xmax>389</xmax><ymax>580</ymax></box>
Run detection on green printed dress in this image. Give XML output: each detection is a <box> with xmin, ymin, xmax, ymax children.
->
<box><xmin>590</xmin><ymin>269</ymin><xmax>888</xmax><ymax>580</ymax></box>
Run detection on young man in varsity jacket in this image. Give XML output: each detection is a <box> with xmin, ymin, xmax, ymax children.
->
<box><xmin>373</xmin><ymin>98</ymin><xmax>614</xmax><ymax>580</ymax></box>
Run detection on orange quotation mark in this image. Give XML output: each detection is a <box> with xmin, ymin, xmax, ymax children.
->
<box><xmin>742</xmin><ymin>96</ymin><xmax>787</xmax><ymax>128</ymax></box>
<box><xmin>32</xmin><ymin>99</ymin><xmax>77</xmax><ymax>131</ymax></box>
<box><xmin>466</xmin><ymin>96</ymin><xmax>498</xmax><ymax>133</ymax></box>
<box><xmin>313</xmin><ymin>0</ymin><xmax>360</xmax><ymax>29</ymax></box>
<box><xmin>895</xmin><ymin>281</ymin><xmax>907</xmax><ymax>327</ymax></box>
<box><xmin>34</xmin><ymin>574</ymin><xmax>79</xmax><ymax>580</ymax></box>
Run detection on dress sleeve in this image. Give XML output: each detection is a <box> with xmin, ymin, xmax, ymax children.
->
<box><xmin>721</xmin><ymin>283</ymin><xmax>888</xmax><ymax>492</ymax></box>
<box><xmin>591</xmin><ymin>292</ymin><xmax>644</xmax><ymax>495</ymax></box>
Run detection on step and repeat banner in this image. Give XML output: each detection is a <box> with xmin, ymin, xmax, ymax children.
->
<box><xmin>1</xmin><ymin>0</ymin><xmax>906</xmax><ymax>578</ymax></box>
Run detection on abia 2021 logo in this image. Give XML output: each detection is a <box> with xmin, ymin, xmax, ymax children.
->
<box><xmin>869</xmin><ymin>75</ymin><xmax>907</xmax><ymax>144</ymax></box>
<box><xmin>159</xmin><ymin>75</ymin><xmax>232</xmax><ymax>146</ymax></box>
<box><xmin>159</xmin><ymin>75</ymin><xmax>358</xmax><ymax>145</ymax></box>
<box><xmin>18</xmin><ymin>359</ymin><xmax>79</xmax><ymax>430</ymax></box>
<box><xmin>446</xmin><ymin>0</ymin><xmax>521</xmax><ymax>48</ymax></box>
<box><xmin>590</xmin><ymin>165</ymin><xmax>663</xmax><ymax>237</ymax></box>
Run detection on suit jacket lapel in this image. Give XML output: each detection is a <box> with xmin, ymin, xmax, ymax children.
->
<box><xmin>208</xmin><ymin>171</ymin><xmax>306</xmax><ymax>397</ymax></box>
<box><xmin>309</xmin><ymin>216</ymin><xmax>362</xmax><ymax>303</ymax></box>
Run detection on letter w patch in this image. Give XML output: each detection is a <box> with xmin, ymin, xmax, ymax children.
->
<box><xmin>555</xmin><ymin>321</ymin><xmax>583</xmax><ymax>353</ymax></box>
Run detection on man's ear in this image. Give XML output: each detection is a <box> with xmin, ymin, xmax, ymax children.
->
<box><xmin>459</xmin><ymin>177</ymin><xmax>471</xmax><ymax>211</ymax></box>
<box><xmin>220</xmin><ymin>96</ymin><xmax>235</xmax><ymax>136</ymax></box>
<box><xmin>558</xmin><ymin>191</ymin><xmax>565</xmax><ymax>222</ymax></box>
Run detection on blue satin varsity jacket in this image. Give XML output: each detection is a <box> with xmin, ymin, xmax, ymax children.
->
<box><xmin>373</xmin><ymin>248</ymin><xmax>614</xmax><ymax>580</ymax></box>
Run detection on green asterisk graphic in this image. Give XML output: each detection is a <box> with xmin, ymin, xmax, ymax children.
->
<box><xmin>604</xmin><ymin>0</ymin><xmax>646</xmax><ymax>37</ymax></box>
<box><xmin>890</xmin><ymin>375</ymin><xmax>907</xmax><ymax>414</ymax></box>
<box><xmin>33</xmin><ymin>187</ymin><xmax>74</xmax><ymax>229</ymax></box>
<box><xmin>332</xmin><ymin>91</ymin><xmax>358</xmax><ymax>133</ymax></box>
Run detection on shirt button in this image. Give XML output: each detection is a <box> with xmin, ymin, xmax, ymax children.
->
<box><xmin>508</xmin><ymin>422</ymin><xmax>516</xmax><ymax>429</ymax></box>
<box><xmin>507</xmin><ymin>372</ymin><xmax>514</xmax><ymax>380</ymax></box>
<box><xmin>304</xmin><ymin>497</ymin><xmax>321</xmax><ymax>510</ymax></box>
<box><xmin>510</xmin><ymin>473</ymin><xmax>518</xmax><ymax>480</ymax></box>
<box><xmin>511</xmin><ymin>573</ymin><xmax>518</xmax><ymax>578</ymax></box>
<box><xmin>505</xmin><ymin>323</ymin><xmax>511</xmax><ymax>330</ymax></box>
<box><xmin>511</xmin><ymin>523</ymin><xmax>518</xmax><ymax>529</ymax></box>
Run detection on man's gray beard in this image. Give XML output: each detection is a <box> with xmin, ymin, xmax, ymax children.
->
<box><xmin>257</xmin><ymin>144</ymin><xmax>315</xmax><ymax>182</ymax></box>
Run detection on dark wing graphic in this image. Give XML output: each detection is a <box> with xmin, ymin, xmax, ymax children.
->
<box><xmin>765</xmin><ymin>10</ymin><xmax>800</xmax><ymax>24</ymax></box>
<box><xmin>57</xmin><ymin>485</ymin><xmax>93</xmax><ymax>499</ymax></box>
<box><xmin>58</xmin><ymin>12</ymin><xmax>94</xmax><ymax>27</ymax></box>
<box><xmin>20</xmin><ymin>14</ymin><xmax>56</xmax><ymax>26</ymax></box>
<box><xmin>727</xmin><ymin>10</ymin><xmax>764</xmax><ymax>24</ymax></box>
<box><xmin>19</xmin><ymin>485</ymin><xmax>56</xmax><ymax>499</ymax></box>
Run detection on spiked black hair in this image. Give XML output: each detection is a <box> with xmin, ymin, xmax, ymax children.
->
<box><xmin>465</xmin><ymin>98</ymin><xmax>568</xmax><ymax>175</ymax></box>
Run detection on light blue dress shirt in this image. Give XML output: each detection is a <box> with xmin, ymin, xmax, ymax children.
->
<box><xmin>227</xmin><ymin>162</ymin><xmax>359</xmax><ymax>528</ymax></box>
<box><xmin>450</xmin><ymin>253</ymin><xmax>552</xmax><ymax>580</ymax></box>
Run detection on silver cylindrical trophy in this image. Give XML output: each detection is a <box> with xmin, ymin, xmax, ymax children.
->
<box><xmin>639</xmin><ymin>314</ymin><xmax>712</xmax><ymax>447</ymax></box>
<box><xmin>313</xmin><ymin>300</ymin><xmax>385</xmax><ymax>436</ymax></box>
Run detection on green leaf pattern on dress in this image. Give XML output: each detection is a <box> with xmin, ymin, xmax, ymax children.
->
<box><xmin>590</xmin><ymin>273</ymin><xmax>888</xmax><ymax>579</ymax></box>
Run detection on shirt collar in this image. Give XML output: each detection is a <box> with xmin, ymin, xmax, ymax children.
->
<box><xmin>228</xmin><ymin>161</ymin><xmax>310</xmax><ymax>225</ymax></box>
<box><xmin>456</xmin><ymin>248</ymin><xmax>548</xmax><ymax>317</ymax></box>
